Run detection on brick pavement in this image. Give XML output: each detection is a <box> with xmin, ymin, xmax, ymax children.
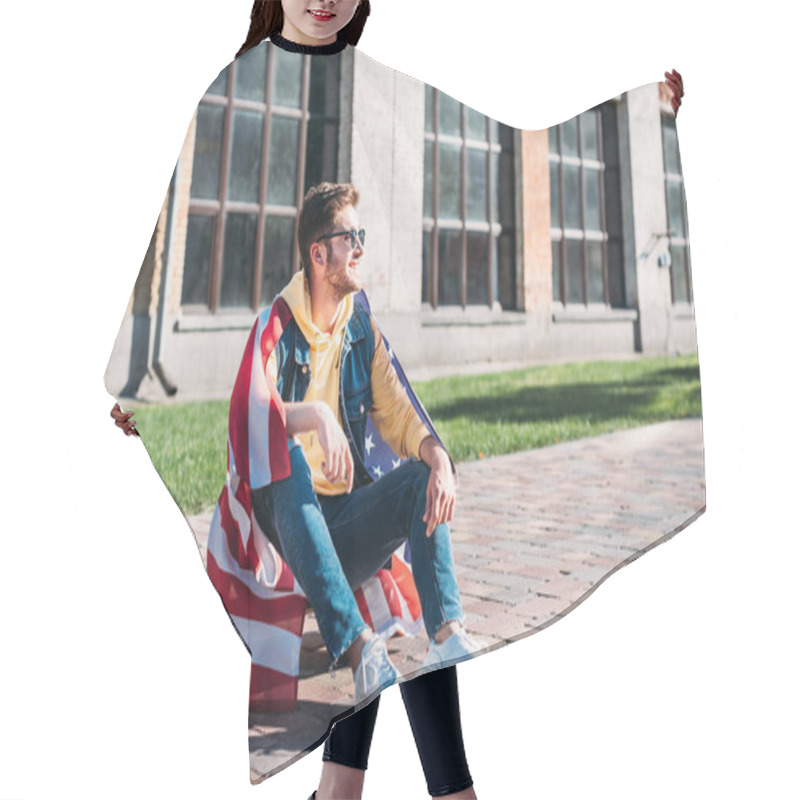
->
<box><xmin>186</xmin><ymin>418</ymin><xmax>705</xmax><ymax>781</ymax></box>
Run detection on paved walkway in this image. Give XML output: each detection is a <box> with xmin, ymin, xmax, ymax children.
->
<box><xmin>187</xmin><ymin>419</ymin><xmax>705</xmax><ymax>782</ymax></box>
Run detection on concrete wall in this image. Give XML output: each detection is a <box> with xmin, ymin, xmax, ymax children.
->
<box><xmin>105</xmin><ymin>66</ymin><xmax>697</xmax><ymax>402</ymax></box>
<box><xmin>625</xmin><ymin>83</ymin><xmax>674</xmax><ymax>355</ymax></box>
<box><xmin>104</xmin><ymin>187</ymin><xmax>172</xmax><ymax>400</ymax></box>
<box><xmin>349</xmin><ymin>50</ymin><xmax>425</xmax><ymax>316</ymax></box>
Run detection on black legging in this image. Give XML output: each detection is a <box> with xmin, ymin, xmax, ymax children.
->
<box><xmin>323</xmin><ymin>665</ymin><xmax>473</xmax><ymax>797</ymax></box>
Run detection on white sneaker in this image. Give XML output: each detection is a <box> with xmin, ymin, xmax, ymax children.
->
<box><xmin>353</xmin><ymin>636</ymin><xmax>398</xmax><ymax>706</ymax></box>
<box><xmin>422</xmin><ymin>628</ymin><xmax>483</xmax><ymax>669</ymax></box>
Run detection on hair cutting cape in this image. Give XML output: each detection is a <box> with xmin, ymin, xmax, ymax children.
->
<box><xmin>106</xmin><ymin>36</ymin><xmax>704</xmax><ymax>783</ymax></box>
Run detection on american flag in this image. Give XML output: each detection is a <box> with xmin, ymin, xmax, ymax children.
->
<box><xmin>206</xmin><ymin>289</ymin><xmax>450</xmax><ymax>712</ymax></box>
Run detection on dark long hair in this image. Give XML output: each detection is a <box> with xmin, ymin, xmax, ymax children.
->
<box><xmin>236</xmin><ymin>1</ymin><xmax>371</xmax><ymax>59</ymax></box>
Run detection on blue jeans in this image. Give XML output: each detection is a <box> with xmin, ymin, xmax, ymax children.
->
<box><xmin>251</xmin><ymin>439</ymin><xmax>464</xmax><ymax>666</ymax></box>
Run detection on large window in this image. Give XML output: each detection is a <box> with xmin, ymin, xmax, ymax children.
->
<box><xmin>422</xmin><ymin>86</ymin><xmax>517</xmax><ymax>310</ymax></box>
<box><xmin>181</xmin><ymin>43</ymin><xmax>341</xmax><ymax>312</ymax></box>
<box><xmin>549</xmin><ymin>103</ymin><xmax>625</xmax><ymax>307</ymax></box>
<box><xmin>661</xmin><ymin>115</ymin><xmax>693</xmax><ymax>304</ymax></box>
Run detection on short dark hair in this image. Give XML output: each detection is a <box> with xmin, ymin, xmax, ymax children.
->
<box><xmin>236</xmin><ymin>1</ymin><xmax>372</xmax><ymax>59</ymax></box>
<box><xmin>297</xmin><ymin>182</ymin><xmax>360</xmax><ymax>282</ymax></box>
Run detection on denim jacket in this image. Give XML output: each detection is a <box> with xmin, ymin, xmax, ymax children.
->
<box><xmin>273</xmin><ymin>302</ymin><xmax>376</xmax><ymax>490</ymax></box>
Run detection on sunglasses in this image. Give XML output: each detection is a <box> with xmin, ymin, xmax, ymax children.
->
<box><xmin>316</xmin><ymin>228</ymin><xmax>366</xmax><ymax>249</ymax></box>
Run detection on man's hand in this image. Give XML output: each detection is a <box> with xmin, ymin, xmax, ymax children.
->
<box><xmin>419</xmin><ymin>436</ymin><xmax>456</xmax><ymax>537</ymax></box>
<box><xmin>313</xmin><ymin>402</ymin><xmax>355</xmax><ymax>494</ymax></box>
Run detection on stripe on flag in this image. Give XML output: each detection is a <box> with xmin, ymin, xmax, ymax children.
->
<box><xmin>231</xmin><ymin>614</ymin><xmax>303</xmax><ymax>676</ymax></box>
<box><xmin>207</xmin><ymin>553</ymin><xmax>306</xmax><ymax>634</ymax></box>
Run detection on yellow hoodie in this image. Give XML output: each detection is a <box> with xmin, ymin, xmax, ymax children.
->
<box><xmin>267</xmin><ymin>271</ymin><xmax>430</xmax><ymax>495</ymax></box>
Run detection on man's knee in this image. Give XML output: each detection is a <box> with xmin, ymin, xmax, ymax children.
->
<box><xmin>287</xmin><ymin>438</ymin><xmax>310</xmax><ymax>474</ymax></box>
<box><xmin>269</xmin><ymin>438</ymin><xmax>309</xmax><ymax>482</ymax></box>
<box><xmin>253</xmin><ymin>441</ymin><xmax>315</xmax><ymax>543</ymax></box>
<box><xmin>262</xmin><ymin>440</ymin><xmax>313</xmax><ymax>501</ymax></box>
<box><xmin>405</xmin><ymin>458</ymin><xmax>431</xmax><ymax>495</ymax></box>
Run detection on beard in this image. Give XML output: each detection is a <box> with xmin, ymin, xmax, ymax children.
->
<box><xmin>324</xmin><ymin>255</ymin><xmax>362</xmax><ymax>302</ymax></box>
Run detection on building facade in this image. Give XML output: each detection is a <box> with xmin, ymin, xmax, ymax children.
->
<box><xmin>105</xmin><ymin>45</ymin><xmax>695</xmax><ymax>400</ymax></box>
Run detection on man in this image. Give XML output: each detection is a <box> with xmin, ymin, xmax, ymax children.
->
<box><xmin>248</xmin><ymin>182</ymin><xmax>477</xmax><ymax>704</ymax></box>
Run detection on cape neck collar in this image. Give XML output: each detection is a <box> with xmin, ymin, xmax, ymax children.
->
<box><xmin>270</xmin><ymin>32</ymin><xmax>348</xmax><ymax>55</ymax></box>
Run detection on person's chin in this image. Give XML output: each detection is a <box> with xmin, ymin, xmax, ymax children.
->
<box><xmin>345</xmin><ymin>269</ymin><xmax>362</xmax><ymax>291</ymax></box>
<box><xmin>331</xmin><ymin>278</ymin><xmax>360</xmax><ymax>300</ymax></box>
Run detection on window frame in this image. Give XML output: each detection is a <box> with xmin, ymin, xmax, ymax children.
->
<box><xmin>422</xmin><ymin>88</ymin><xmax>516</xmax><ymax>310</ymax></box>
<box><xmin>549</xmin><ymin>106</ymin><xmax>616</xmax><ymax>307</ymax></box>
<box><xmin>183</xmin><ymin>45</ymin><xmax>340</xmax><ymax>313</ymax></box>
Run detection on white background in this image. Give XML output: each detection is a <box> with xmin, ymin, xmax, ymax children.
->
<box><xmin>1</xmin><ymin>1</ymin><xmax>797</xmax><ymax>798</ymax></box>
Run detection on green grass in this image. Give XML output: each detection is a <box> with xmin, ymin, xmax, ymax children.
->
<box><xmin>135</xmin><ymin>399</ymin><xmax>230</xmax><ymax>517</ymax></box>
<box><xmin>416</xmin><ymin>355</ymin><xmax>701</xmax><ymax>462</ymax></box>
<box><xmin>135</xmin><ymin>354</ymin><xmax>701</xmax><ymax>515</ymax></box>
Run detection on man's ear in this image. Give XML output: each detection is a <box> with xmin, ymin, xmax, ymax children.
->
<box><xmin>310</xmin><ymin>242</ymin><xmax>325</xmax><ymax>267</ymax></box>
